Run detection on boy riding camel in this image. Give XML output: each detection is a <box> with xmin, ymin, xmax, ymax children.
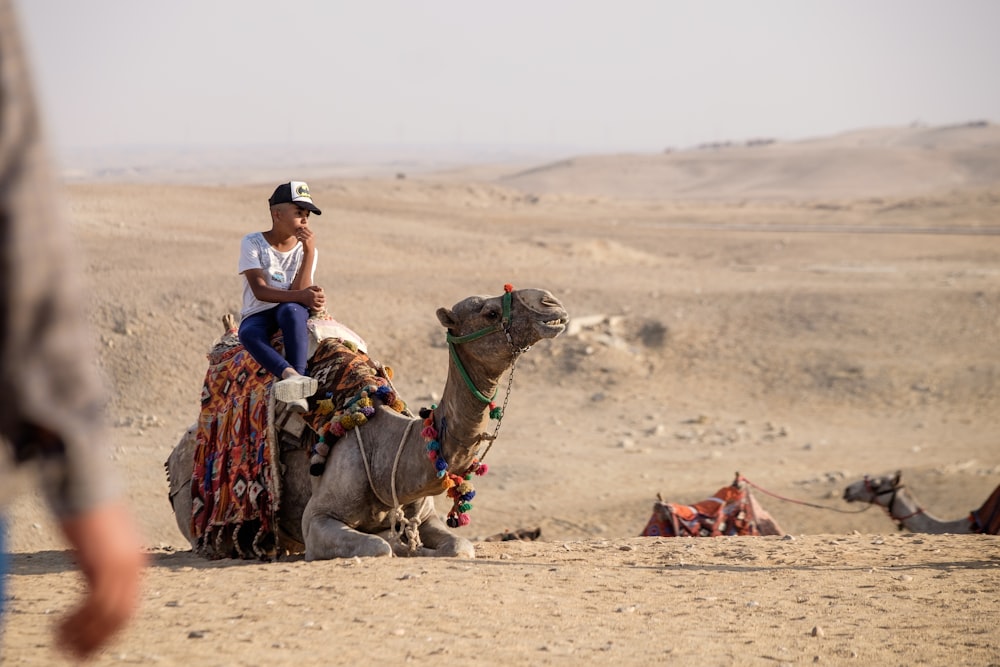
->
<box><xmin>238</xmin><ymin>181</ymin><xmax>325</xmax><ymax>412</ymax></box>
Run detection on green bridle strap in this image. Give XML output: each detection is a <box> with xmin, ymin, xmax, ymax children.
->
<box><xmin>448</xmin><ymin>341</ymin><xmax>497</xmax><ymax>404</ymax></box>
<box><xmin>446</xmin><ymin>326</ymin><xmax>498</xmax><ymax>345</ymax></box>
<box><xmin>444</xmin><ymin>290</ymin><xmax>514</xmax><ymax>404</ymax></box>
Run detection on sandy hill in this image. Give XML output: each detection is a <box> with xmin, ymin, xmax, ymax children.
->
<box><xmin>494</xmin><ymin>121</ymin><xmax>1000</xmax><ymax>201</ymax></box>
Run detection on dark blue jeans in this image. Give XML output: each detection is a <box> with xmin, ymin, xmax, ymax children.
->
<box><xmin>238</xmin><ymin>303</ymin><xmax>311</xmax><ymax>378</ymax></box>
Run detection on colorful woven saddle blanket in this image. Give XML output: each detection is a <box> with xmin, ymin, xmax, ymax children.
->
<box><xmin>301</xmin><ymin>338</ymin><xmax>410</xmax><ymax>475</ymax></box>
<box><xmin>640</xmin><ymin>482</ymin><xmax>784</xmax><ymax>537</ymax></box>
<box><xmin>191</xmin><ymin>341</ymin><xmax>278</xmax><ymax>560</ymax></box>
<box><xmin>970</xmin><ymin>483</ymin><xmax>1000</xmax><ymax>535</ymax></box>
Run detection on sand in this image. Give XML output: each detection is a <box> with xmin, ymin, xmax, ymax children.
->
<box><xmin>2</xmin><ymin>123</ymin><xmax>999</xmax><ymax>666</ymax></box>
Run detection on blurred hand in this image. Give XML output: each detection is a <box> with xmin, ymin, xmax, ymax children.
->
<box><xmin>56</xmin><ymin>502</ymin><xmax>146</xmax><ymax>659</ymax></box>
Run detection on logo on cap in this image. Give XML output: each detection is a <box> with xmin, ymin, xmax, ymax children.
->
<box><xmin>271</xmin><ymin>180</ymin><xmax>322</xmax><ymax>214</ymax></box>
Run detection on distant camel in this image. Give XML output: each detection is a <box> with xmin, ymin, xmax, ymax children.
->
<box><xmin>843</xmin><ymin>471</ymin><xmax>1000</xmax><ymax>534</ymax></box>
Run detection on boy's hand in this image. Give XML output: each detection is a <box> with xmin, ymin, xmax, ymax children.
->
<box><xmin>295</xmin><ymin>226</ymin><xmax>316</xmax><ymax>253</ymax></box>
<box><xmin>300</xmin><ymin>285</ymin><xmax>325</xmax><ymax>310</ymax></box>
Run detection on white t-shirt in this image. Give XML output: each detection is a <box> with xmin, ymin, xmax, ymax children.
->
<box><xmin>238</xmin><ymin>231</ymin><xmax>318</xmax><ymax>321</ymax></box>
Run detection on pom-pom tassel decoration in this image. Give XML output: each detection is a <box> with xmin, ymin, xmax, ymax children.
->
<box><xmin>309</xmin><ymin>435</ymin><xmax>332</xmax><ymax>476</ymax></box>
<box><xmin>420</xmin><ymin>407</ymin><xmax>492</xmax><ymax>528</ymax></box>
<box><xmin>306</xmin><ymin>376</ymin><xmax>410</xmax><ymax>477</ymax></box>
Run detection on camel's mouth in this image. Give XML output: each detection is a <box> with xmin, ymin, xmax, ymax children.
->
<box><xmin>538</xmin><ymin>315</ymin><xmax>569</xmax><ymax>337</ymax></box>
<box><xmin>514</xmin><ymin>290</ymin><xmax>568</xmax><ymax>339</ymax></box>
<box><xmin>842</xmin><ymin>485</ymin><xmax>873</xmax><ymax>503</ymax></box>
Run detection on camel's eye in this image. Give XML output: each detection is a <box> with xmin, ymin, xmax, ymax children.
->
<box><xmin>484</xmin><ymin>309</ymin><xmax>500</xmax><ymax>321</ymax></box>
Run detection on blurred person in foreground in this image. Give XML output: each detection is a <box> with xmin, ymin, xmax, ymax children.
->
<box><xmin>0</xmin><ymin>0</ymin><xmax>145</xmax><ymax>658</ymax></box>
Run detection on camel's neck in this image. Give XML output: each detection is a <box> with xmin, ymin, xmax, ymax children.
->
<box><xmin>434</xmin><ymin>346</ymin><xmax>505</xmax><ymax>470</ymax></box>
<box><xmin>883</xmin><ymin>489</ymin><xmax>973</xmax><ymax>534</ymax></box>
<box><xmin>372</xmin><ymin>345</ymin><xmax>506</xmax><ymax>510</ymax></box>
<box><xmin>366</xmin><ymin>340</ymin><xmax>511</xmax><ymax>513</ymax></box>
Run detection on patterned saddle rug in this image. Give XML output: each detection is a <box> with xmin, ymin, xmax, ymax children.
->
<box><xmin>640</xmin><ymin>478</ymin><xmax>784</xmax><ymax>537</ymax></box>
<box><xmin>302</xmin><ymin>337</ymin><xmax>409</xmax><ymax>475</ymax></box>
<box><xmin>190</xmin><ymin>319</ymin><xmax>408</xmax><ymax>560</ymax></box>
<box><xmin>191</xmin><ymin>339</ymin><xmax>278</xmax><ymax>560</ymax></box>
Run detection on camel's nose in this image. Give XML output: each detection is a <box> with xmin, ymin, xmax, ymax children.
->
<box><xmin>517</xmin><ymin>288</ymin><xmax>565</xmax><ymax>313</ymax></box>
<box><xmin>539</xmin><ymin>293</ymin><xmax>563</xmax><ymax>310</ymax></box>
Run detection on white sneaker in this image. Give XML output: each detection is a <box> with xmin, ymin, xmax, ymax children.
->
<box><xmin>284</xmin><ymin>397</ymin><xmax>310</xmax><ymax>414</ymax></box>
<box><xmin>273</xmin><ymin>374</ymin><xmax>318</xmax><ymax>403</ymax></box>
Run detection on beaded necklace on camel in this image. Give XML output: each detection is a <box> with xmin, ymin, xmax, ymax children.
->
<box><xmin>426</xmin><ymin>283</ymin><xmax>524</xmax><ymax>527</ymax></box>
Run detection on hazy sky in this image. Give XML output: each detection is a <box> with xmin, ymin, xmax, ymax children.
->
<box><xmin>16</xmin><ymin>0</ymin><xmax>1000</xmax><ymax>157</ymax></box>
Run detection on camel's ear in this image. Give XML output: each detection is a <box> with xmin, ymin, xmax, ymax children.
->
<box><xmin>892</xmin><ymin>470</ymin><xmax>902</xmax><ymax>486</ymax></box>
<box><xmin>436</xmin><ymin>307</ymin><xmax>458</xmax><ymax>329</ymax></box>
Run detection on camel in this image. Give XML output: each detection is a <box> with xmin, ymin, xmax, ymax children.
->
<box><xmin>842</xmin><ymin>471</ymin><xmax>1000</xmax><ymax>534</ymax></box>
<box><xmin>166</xmin><ymin>287</ymin><xmax>568</xmax><ymax>560</ymax></box>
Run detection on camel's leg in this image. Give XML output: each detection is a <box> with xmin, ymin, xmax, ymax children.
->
<box><xmin>165</xmin><ymin>424</ymin><xmax>198</xmax><ymax>550</ymax></box>
<box><xmin>168</xmin><ymin>480</ymin><xmax>196</xmax><ymax>550</ymax></box>
<box><xmin>302</xmin><ymin>513</ymin><xmax>393</xmax><ymax>560</ymax></box>
<box><xmin>374</xmin><ymin>499</ymin><xmax>475</xmax><ymax>558</ymax></box>
<box><xmin>414</xmin><ymin>513</ymin><xmax>475</xmax><ymax>558</ymax></box>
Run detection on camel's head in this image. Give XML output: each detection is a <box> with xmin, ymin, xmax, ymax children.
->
<box><xmin>843</xmin><ymin>471</ymin><xmax>902</xmax><ymax>506</ymax></box>
<box><xmin>437</xmin><ymin>287</ymin><xmax>568</xmax><ymax>373</ymax></box>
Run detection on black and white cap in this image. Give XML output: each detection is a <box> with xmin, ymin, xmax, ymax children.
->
<box><xmin>268</xmin><ymin>181</ymin><xmax>322</xmax><ymax>215</ymax></box>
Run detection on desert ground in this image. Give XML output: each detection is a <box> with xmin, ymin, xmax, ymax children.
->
<box><xmin>3</xmin><ymin>123</ymin><xmax>999</xmax><ymax>665</ymax></box>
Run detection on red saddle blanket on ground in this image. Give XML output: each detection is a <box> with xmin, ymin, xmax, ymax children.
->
<box><xmin>191</xmin><ymin>341</ymin><xmax>278</xmax><ymax>560</ymax></box>
<box><xmin>640</xmin><ymin>482</ymin><xmax>784</xmax><ymax>537</ymax></box>
<box><xmin>970</xmin><ymin>484</ymin><xmax>1000</xmax><ymax>535</ymax></box>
